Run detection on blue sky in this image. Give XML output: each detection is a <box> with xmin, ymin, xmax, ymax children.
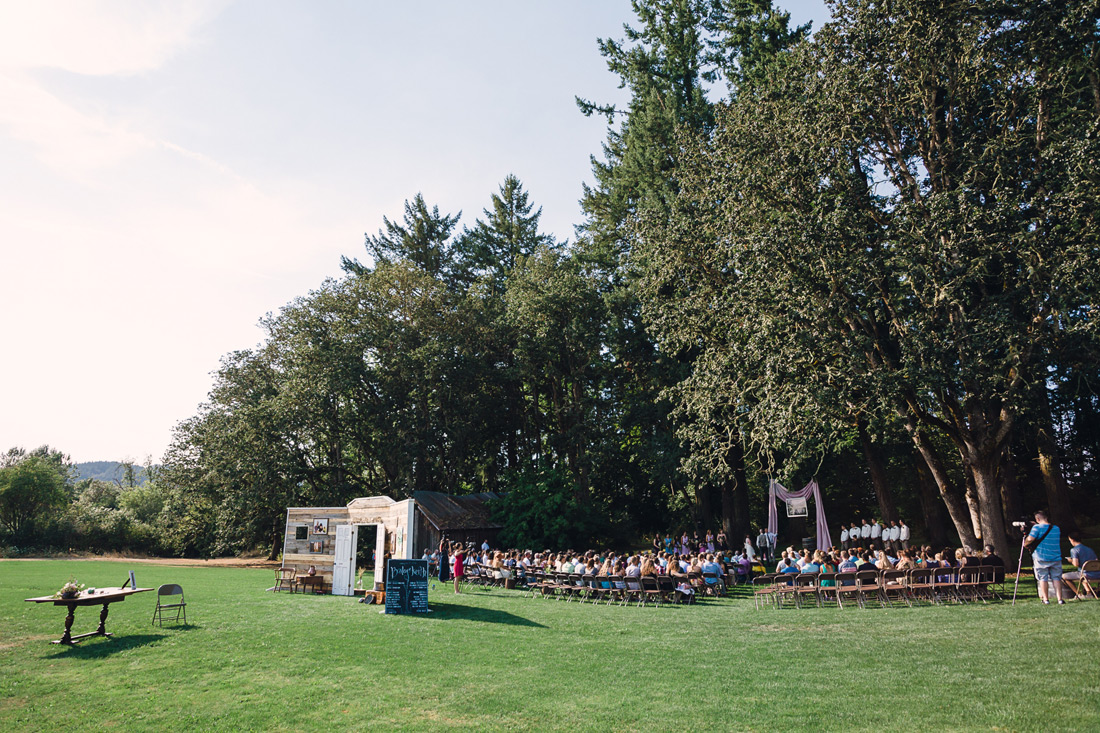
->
<box><xmin>0</xmin><ymin>1</ymin><xmax>829</xmax><ymax>463</ymax></box>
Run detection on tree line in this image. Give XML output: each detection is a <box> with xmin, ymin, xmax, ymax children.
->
<box><xmin>5</xmin><ymin>0</ymin><xmax>1098</xmax><ymax>560</ymax></box>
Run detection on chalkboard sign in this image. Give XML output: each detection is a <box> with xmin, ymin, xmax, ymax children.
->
<box><xmin>384</xmin><ymin>559</ymin><xmax>429</xmax><ymax>615</ymax></box>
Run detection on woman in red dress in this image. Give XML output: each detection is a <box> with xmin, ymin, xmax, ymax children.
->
<box><xmin>452</xmin><ymin>543</ymin><xmax>465</xmax><ymax>594</ymax></box>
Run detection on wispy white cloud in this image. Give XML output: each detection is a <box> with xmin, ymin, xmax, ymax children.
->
<box><xmin>0</xmin><ymin>0</ymin><xmax>228</xmax><ymax>176</ymax></box>
<box><xmin>0</xmin><ymin>0</ymin><xmax>227</xmax><ymax>76</ymax></box>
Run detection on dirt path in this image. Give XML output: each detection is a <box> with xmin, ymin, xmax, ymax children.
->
<box><xmin>1</xmin><ymin>554</ymin><xmax>280</xmax><ymax>569</ymax></box>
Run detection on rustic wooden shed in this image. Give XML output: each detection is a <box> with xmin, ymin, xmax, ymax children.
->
<box><xmin>282</xmin><ymin>495</ymin><xmax>416</xmax><ymax>596</ymax></box>
<box><xmin>281</xmin><ymin>492</ymin><xmax>501</xmax><ymax>596</ymax></box>
<box><xmin>411</xmin><ymin>490</ymin><xmax>502</xmax><ymax>556</ymax></box>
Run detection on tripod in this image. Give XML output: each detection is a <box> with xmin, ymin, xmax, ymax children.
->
<box><xmin>1011</xmin><ymin>535</ymin><xmax>1030</xmax><ymax>606</ymax></box>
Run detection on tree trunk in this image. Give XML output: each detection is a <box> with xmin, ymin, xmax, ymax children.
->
<box><xmin>268</xmin><ymin>515</ymin><xmax>283</xmax><ymax>562</ymax></box>
<box><xmin>962</xmin><ymin>465</ymin><xmax>983</xmax><ymax>541</ymax></box>
<box><xmin>695</xmin><ymin>482</ymin><xmax>717</xmax><ymax>535</ymax></box>
<box><xmin>857</xmin><ymin>417</ymin><xmax>899</xmax><ymax>523</ymax></box>
<box><xmin>1035</xmin><ymin>385</ymin><xmax>1077</xmax><ymax>532</ymax></box>
<box><xmin>999</xmin><ymin>445</ymin><xmax>1023</xmax><ymax>535</ymax></box>
<box><xmin>902</xmin><ymin>416</ymin><xmax>980</xmax><ymax>549</ymax></box>
<box><xmin>966</xmin><ymin>448</ymin><xmax>1012</xmax><ymax>563</ymax></box>
<box><xmin>719</xmin><ymin>438</ymin><xmax>751</xmax><ymax>543</ymax></box>
<box><xmin>913</xmin><ymin>459</ymin><xmax>951</xmax><ymax>547</ymax></box>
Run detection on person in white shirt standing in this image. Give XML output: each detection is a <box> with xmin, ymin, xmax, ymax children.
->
<box><xmin>899</xmin><ymin>520</ymin><xmax>910</xmax><ymax>549</ymax></box>
<box><xmin>870</xmin><ymin>518</ymin><xmax>882</xmax><ymax>550</ymax></box>
<box><xmin>840</xmin><ymin>525</ymin><xmax>850</xmax><ymax>551</ymax></box>
<box><xmin>860</xmin><ymin>519</ymin><xmax>871</xmax><ymax>547</ymax></box>
<box><xmin>887</xmin><ymin>521</ymin><xmax>901</xmax><ymax>552</ymax></box>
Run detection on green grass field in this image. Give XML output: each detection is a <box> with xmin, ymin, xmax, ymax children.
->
<box><xmin>2</xmin><ymin>559</ymin><xmax>1098</xmax><ymax>732</ymax></box>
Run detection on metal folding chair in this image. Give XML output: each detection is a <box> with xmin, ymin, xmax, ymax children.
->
<box><xmin>152</xmin><ymin>584</ymin><xmax>187</xmax><ymax>626</ymax></box>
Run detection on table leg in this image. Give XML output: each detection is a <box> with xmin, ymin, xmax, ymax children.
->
<box><xmin>97</xmin><ymin>602</ymin><xmax>111</xmax><ymax>637</ymax></box>
<box><xmin>58</xmin><ymin>603</ymin><xmax>76</xmax><ymax>645</ymax></box>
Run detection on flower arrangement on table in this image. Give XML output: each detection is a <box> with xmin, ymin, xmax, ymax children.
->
<box><xmin>53</xmin><ymin>579</ymin><xmax>85</xmax><ymax>600</ymax></box>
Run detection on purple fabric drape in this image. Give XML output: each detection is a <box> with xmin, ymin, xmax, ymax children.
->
<box><xmin>767</xmin><ymin>479</ymin><xmax>833</xmax><ymax>551</ymax></box>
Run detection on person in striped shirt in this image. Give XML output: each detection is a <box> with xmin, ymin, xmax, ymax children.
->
<box><xmin>1024</xmin><ymin>510</ymin><xmax>1065</xmax><ymax>605</ymax></box>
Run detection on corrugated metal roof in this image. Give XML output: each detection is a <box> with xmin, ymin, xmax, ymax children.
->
<box><xmin>412</xmin><ymin>490</ymin><xmax>503</xmax><ymax>530</ymax></box>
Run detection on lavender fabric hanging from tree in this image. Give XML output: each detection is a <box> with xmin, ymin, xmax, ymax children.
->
<box><xmin>767</xmin><ymin>479</ymin><xmax>833</xmax><ymax>551</ymax></box>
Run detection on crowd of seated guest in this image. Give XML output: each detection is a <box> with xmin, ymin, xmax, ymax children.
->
<box><xmin>764</xmin><ymin>544</ymin><xmax>1005</xmax><ymax>579</ymax></box>
<box><xmin>422</xmin><ymin>538</ymin><xmax>1010</xmax><ymax>598</ymax></box>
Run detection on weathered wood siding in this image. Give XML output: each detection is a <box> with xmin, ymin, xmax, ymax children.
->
<box><xmin>282</xmin><ymin>507</ymin><xmax>349</xmax><ymax>576</ymax></box>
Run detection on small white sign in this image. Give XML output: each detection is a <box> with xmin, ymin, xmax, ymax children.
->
<box><xmin>786</xmin><ymin>497</ymin><xmax>808</xmax><ymax>518</ymax></box>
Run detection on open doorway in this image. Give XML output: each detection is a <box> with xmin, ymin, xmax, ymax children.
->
<box><xmin>356</xmin><ymin>524</ymin><xmax>378</xmax><ymax>590</ymax></box>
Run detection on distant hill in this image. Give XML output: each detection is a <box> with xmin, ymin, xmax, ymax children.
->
<box><xmin>73</xmin><ymin>461</ymin><xmax>151</xmax><ymax>486</ymax></box>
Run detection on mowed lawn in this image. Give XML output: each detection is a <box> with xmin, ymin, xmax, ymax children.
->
<box><xmin>2</xmin><ymin>560</ymin><xmax>1098</xmax><ymax>732</ymax></box>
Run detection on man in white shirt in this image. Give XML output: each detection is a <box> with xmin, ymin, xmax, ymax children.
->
<box><xmin>888</xmin><ymin>521</ymin><xmax>901</xmax><ymax>552</ymax></box>
<box><xmin>870</xmin><ymin>519</ymin><xmax>882</xmax><ymax>550</ymax></box>
<box><xmin>840</xmin><ymin>526</ymin><xmax>850</xmax><ymax>550</ymax></box>
<box><xmin>899</xmin><ymin>521</ymin><xmax>910</xmax><ymax>549</ymax></box>
<box><xmin>860</xmin><ymin>519</ymin><xmax>871</xmax><ymax>546</ymax></box>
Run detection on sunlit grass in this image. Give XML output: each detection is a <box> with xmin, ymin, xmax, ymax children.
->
<box><xmin>1</xmin><ymin>560</ymin><xmax>1096</xmax><ymax>731</ymax></box>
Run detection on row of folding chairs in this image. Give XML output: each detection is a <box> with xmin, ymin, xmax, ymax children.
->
<box><xmin>753</xmin><ymin>566</ymin><xmax>1007</xmax><ymax>610</ymax></box>
<box><xmin>522</xmin><ymin>572</ymin><xmax>717</xmax><ymax>607</ymax></box>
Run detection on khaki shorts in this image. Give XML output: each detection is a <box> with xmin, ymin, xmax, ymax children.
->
<box><xmin>1034</xmin><ymin>560</ymin><xmax>1062</xmax><ymax>581</ymax></box>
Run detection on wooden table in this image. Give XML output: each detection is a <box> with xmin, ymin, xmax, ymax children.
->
<box><xmin>296</xmin><ymin>575</ymin><xmax>325</xmax><ymax>594</ymax></box>
<box><xmin>25</xmin><ymin>587</ymin><xmax>152</xmax><ymax>645</ymax></box>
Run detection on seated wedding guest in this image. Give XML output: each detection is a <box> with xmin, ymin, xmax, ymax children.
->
<box><xmin>775</xmin><ymin>551</ymin><xmax>790</xmax><ymax>573</ymax></box>
<box><xmin>819</xmin><ymin>554</ymin><xmax>838</xmax><ymax>586</ymax></box>
<box><xmin>856</xmin><ymin>552</ymin><xmax>877</xmax><ymax>572</ymax></box>
<box><xmin>894</xmin><ymin>551</ymin><xmax>916</xmax><ymax>570</ymax></box>
<box><xmin>980</xmin><ymin>545</ymin><xmax>1005</xmax><ymax>569</ymax></box>
<box><xmin>956</xmin><ymin>547</ymin><xmax>982</xmax><ymax>568</ymax></box>
<box><xmin>780</xmin><ymin>558</ymin><xmax>800</xmax><ymax>574</ymax></box>
<box><xmin>875</xmin><ymin>551</ymin><xmax>894</xmax><ymax>570</ymax></box>
<box><xmin>624</xmin><ymin>556</ymin><xmax>642</xmax><ymax>577</ymax></box>
<box><xmin>802</xmin><ymin>551</ymin><xmax>823</xmax><ymax>574</ymax></box>
<box><xmin>640</xmin><ymin>557</ymin><xmax>658</xmax><ymax>577</ymax></box>
<box><xmin>493</xmin><ymin>552</ymin><xmax>512</xmax><ymax>580</ymax></box>
<box><xmin>838</xmin><ymin>552</ymin><xmax>857</xmax><ymax>573</ymax></box>
<box><xmin>1063</xmin><ymin>532</ymin><xmax>1100</xmax><ymax>598</ymax></box>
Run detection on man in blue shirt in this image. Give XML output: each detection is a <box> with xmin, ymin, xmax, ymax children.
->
<box><xmin>1063</xmin><ymin>533</ymin><xmax>1100</xmax><ymax>599</ymax></box>
<box><xmin>1024</xmin><ymin>510</ymin><xmax>1065</xmax><ymax>605</ymax></box>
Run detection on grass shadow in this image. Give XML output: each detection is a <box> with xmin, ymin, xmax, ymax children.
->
<box><xmin>48</xmin><ymin>633</ymin><xmax>167</xmax><ymax>658</ymax></box>
<box><xmin>152</xmin><ymin>623</ymin><xmax>200</xmax><ymax>631</ymax></box>
<box><xmin>421</xmin><ymin>600</ymin><xmax>548</xmax><ymax>628</ymax></box>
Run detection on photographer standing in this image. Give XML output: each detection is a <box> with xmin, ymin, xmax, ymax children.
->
<box><xmin>1023</xmin><ymin>510</ymin><xmax>1066</xmax><ymax>605</ymax></box>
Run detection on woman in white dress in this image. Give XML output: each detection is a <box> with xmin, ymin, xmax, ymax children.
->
<box><xmin>743</xmin><ymin>535</ymin><xmax>756</xmax><ymax>561</ymax></box>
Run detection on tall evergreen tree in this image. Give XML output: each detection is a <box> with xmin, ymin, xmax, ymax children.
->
<box><xmin>578</xmin><ymin>0</ymin><xmax>807</xmax><ymax>538</ymax></box>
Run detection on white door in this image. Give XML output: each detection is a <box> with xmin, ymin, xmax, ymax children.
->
<box><xmin>374</xmin><ymin>525</ymin><xmax>387</xmax><ymax>585</ymax></box>
<box><xmin>332</xmin><ymin>524</ymin><xmax>357</xmax><ymax>596</ymax></box>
